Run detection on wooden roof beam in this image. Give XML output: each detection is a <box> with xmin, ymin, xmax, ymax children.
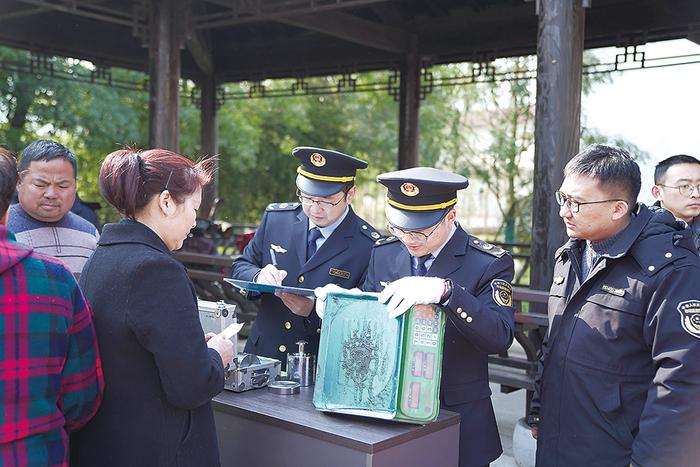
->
<box><xmin>0</xmin><ymin>7</ymin><xmax>48</xmax><ymax>23</ymax></box>
<box><xmin>279</xmin><ymin>11</ymin><xmax>407</xmax><ymax>54</ymax></box>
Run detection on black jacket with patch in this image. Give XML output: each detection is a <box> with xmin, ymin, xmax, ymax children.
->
<box><xmin>531</xmin><ymin>203</ymin><xmax>700</xmax><ymax>467</ymax></box>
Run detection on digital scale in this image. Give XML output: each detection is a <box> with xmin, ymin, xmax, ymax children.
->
<box><xmin>313</xmin><ymin>292</ymin><xmax>446</xmax><ymax>424</ymax></box>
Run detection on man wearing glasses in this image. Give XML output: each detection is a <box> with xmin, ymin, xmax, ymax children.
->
<box><xmin>334</xmin><ymin>167</ymin><xmax>516</xmax><ymax>467</ymax></box>
<box><xmin>529</xmin><ymin>144</ymin><xmax>700</xmax><ymax>467</ymax></box>
<box><xmin>231</xmin><ymin>146</ymin><xmax>380</xmax><ymax>364</ymax></box>
<box><xmin>651</xmin><ymin>154</ymin><xmax>700</xmax><ymax>255</ymax></box>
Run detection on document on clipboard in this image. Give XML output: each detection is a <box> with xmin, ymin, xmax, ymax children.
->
<box><xmin>224</xmin><ymin>278</ymin><xmax>316</xmax><ymax>297</ymax></box>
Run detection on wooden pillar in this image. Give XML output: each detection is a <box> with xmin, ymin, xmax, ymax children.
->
<box><xmin>148</xmin><ymin>0</ymin><xmax>184</xmax><ymax>151</ymax></box>
<box><xmin>199</xmin><ymin>73</ymin><xmax>218</xmax><ymax>219</ymax></box>
<box><xmin>398</xmin><ymin>34</ymin><xmax>420</xmax><ymax>169</ymax></box>
<box><xmin>530</xmin><ymin>0</ymin><xmax>585</xmax><ymax>294</ymax></box>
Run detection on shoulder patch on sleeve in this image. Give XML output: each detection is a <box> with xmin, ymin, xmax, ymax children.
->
<box><xmin>491</xmin><ymin>279</ymin><xmax>513</xmax><ymax>307</ymax></box>
<box><xmin>374</xmin><ymin>235</ymin><xmax>399</xmax><ymax>247</ymax></box>
<box><xmin>469</xmin><ymin>236</ymin><xmax>507</xmax><ymax>257</ymax></box>
<box><xmin>266</xmin><ymin>202</ymin><xmax>300</xmax><ymax>212</ymax></box>
<box><xmin>677</xmin><ymin>300</ymin><xmax>700</xmax><ymax>339</ymax></box>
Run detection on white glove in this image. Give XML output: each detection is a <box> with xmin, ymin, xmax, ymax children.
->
<box><xmin>314</xmin><ymin>284</ymin><xmax>365</xmax><ymax>319</ymax></box>
<box><xmin>256</xmin><ymin>264</ymin><xmax>287</xmax><ymax>285</ymax></box>
<box><xmin>378</xmin><ymin>276</ymin><xmax>446</xmax><ymax>319</ymax></box>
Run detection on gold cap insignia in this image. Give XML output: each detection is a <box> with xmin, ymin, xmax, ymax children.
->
<box><xmin>310</xmin><ymin>152</ymin><xmax>326</xmax><ymax>167</ymax></box>
<box><xmin>400</xmin><ymin>182</ymin><xmax>419</xmax><ymax>197</ymax></box>
<box><xmin>491</xmin><ymin>279</ymin><xmax>513</xmax><ymax>307</ymax></box>
<box><xmin>678</xmin><ymin>300</ymin><xmax>700</xmax><ymax>339</ymax></box>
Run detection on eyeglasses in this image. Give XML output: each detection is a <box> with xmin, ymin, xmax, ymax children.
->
<box><xmin>296</xmin><ymin>189</ymin><xmax>346</xmax><ymax>209</ymax></box>
<box><xmin>658</xmin><ymin>183</ymin><xmax>700</xmax><ymax>197</ymax></box>
<box><xmin>555</xmin><ymin>191</ymin><xmax>627</xmax><ymax>214</ymax></box>
<box><xmin>387</xmin><ymin>217</ymin><xmax>445</xmax><ymax>245</ymax></box>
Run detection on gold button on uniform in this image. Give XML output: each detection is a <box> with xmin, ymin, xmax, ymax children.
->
<box><xmin>284</xmin><ymin>321</ymin><xmax>292</xmax><ymax>330</ymax></box>
<box><xmin>316</xmin><ymin>328</ymin><xmax>321</xmax><ymax>334</ymax></box>
<box><xmin>466</xmin><ymin>316</ymin><xmax>473</xmax><ymax>323</ymax></box>
<box><xmin>279</xmin><ymin>344</ymin><xmax>287</xmax><ymax>353</ymax></box>
<box><xmin>460</xmin><ymin>312</ymin><xmax>467</xmax><ymax>319</ymax></box>
<box><xmin>298</xmin><ymin>275</ymin><xmax>305</xmax><ymax>283</ymax></box>
<box><xmin>456</xmin><ymin>307</ymin><xmax>463</xmax><ymax>313</ymax></box>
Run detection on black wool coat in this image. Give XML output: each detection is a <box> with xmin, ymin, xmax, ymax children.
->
<box><xmin>71</xmin><ymin>220</ymin><xmax>225</xmax><ymax>467</ymax></box>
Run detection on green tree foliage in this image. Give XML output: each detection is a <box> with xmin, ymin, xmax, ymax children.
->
<box><xmin>0</xmin><ymin>46</ymin><xmax>149</xmax><ymax>219</ymax></box>
<box><xmin>0</xmin><ymin>45</ymin><xmax>636</xmax><ymax>241</ymax></box>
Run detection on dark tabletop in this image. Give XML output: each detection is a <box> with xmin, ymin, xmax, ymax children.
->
<box><xmin>213</xmin><ymin>386</ymin><xmax>460</xmax><ymax>454</ymax></box>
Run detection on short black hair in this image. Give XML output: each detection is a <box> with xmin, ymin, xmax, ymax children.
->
<box><xmin>564</xmin><ymin>144</ymin><xmax>641</xmax><ymax>204</ymax></box>
<box><xmin>18</xmin><ymin>140</ymin><xmax>77</xmax><ymax>178</ymax></box>
<box><xmin>654</xmin><ymin>154</ymin><xmax>700</xmax><ymax>184</ymax></box>
<box><xmin>0</xmin><ymin>148</ymin><xmax>18</xmax><ymax>216</ymax></box>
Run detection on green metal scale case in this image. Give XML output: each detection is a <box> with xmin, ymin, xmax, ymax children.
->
<box><xmin>313</xmin><ymin>292</ymin><xmax>446</xmax><ymax>424</ymax></box>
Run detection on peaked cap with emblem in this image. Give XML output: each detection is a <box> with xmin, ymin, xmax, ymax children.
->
<box><xmin>377</xmin><ymin>167</ymin><xmax>469</xmax><ymax>230</ymax></box>
<box><xmin>292</xmin><ymin>146</ymin><xmax>368</xmax><ymax>197</ymax></box>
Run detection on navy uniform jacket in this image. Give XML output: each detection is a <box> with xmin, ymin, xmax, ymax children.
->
<box><xmin>363</xmin><ymin>225</ymin><xmax>515</xmax><ymax>467</ymax></box>
<box><xmin>530</xmin><ymin>204</ymin><xmax>700</xmax><ymax>467</ymax></box>
<box><xmin>231</xmin><ymin>202</ymin><xmax>380</xmax><ymax>363</ymax></box>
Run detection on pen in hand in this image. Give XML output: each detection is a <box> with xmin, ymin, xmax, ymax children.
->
<box><xmin>269</xmin><ymin>248</ymin><xmax>278</xmax><ymax>267</ymax></box>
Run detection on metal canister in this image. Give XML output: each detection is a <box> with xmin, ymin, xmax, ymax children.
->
<box><xmin>287</xmin><ymin>340</ymin><xmax>316</xmax><ymax>386</ymax></box>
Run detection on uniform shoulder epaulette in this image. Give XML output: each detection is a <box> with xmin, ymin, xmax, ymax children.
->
<box><xmin>265</xmin><ymin>202</ymin><xmax>300</xmax><ymax>212</ymax></box>
<box><xmin>374</xmin><ymin>235</ymin><xmax>400</xmax><ymax>247</ymax></box>
<box><xmin>469</xmin><ymin>236</ymin><xmax>507</xmax><ymax>258</ymax></box>
<box><xmin>358</xmin><ymin>223</ymin><xmax>383</xmax><ymax>242</ymax></box>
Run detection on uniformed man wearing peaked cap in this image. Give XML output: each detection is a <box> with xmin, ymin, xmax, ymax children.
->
<box><xmin>317</xmin><ymin>167</ymin><xmax>515</xmax><ymax>467</ymax></box>
<box><xmin>231</xmin><ymin>146</ymin><xmax>380</xmax><ymax>366</ymax></box>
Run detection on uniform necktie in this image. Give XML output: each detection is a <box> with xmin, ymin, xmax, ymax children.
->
<box><xmin>411</xmin><ymin>254</ymin><xmax>432</xmax><ymax>277</ymax></box>
<box><xmin>307</xmin><ymin>227</ymin><xmax>323</xmax><ymax>260</ymax></box>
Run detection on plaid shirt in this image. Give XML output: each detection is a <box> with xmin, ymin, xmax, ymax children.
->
<box><xmin>0</xmin><ymin>225</ymin><xmax>103</xmax><ymax>466</ymax></box>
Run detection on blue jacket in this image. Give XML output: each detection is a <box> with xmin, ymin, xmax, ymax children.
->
<box><xmin>231</xmin><ymin>203</ymin><xmax>379</xmax><ymax>363</ymax></box>
<box><xmin>362</xmin><ymin>224</ymin><xmax>515</xmax><ymax>467</ymax></box>
<box><xmin>531</xmin><ymin>204</ymin><xmax>700</xmax><ymax>467</ymax></box>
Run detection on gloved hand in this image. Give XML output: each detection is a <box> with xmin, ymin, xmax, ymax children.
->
<box><xmin>256</xmin><ymin>264</ymin><xmax>287</xmax><ymax>286</ymax></box>
<box><xmin>314</xmin><ymin>284</ymin><xmax>366</xmax><ymax>319</ymax></box>
<box><xmin>378</xmin><ymin>276</ymin><xmax>446</xmax><ymax>319</ymax></box>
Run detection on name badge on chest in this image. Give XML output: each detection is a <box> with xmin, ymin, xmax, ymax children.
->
<box><xmin>329</xmin><ymin>268</ymin><xmax>351</xmax><ymax>280</ymax></box>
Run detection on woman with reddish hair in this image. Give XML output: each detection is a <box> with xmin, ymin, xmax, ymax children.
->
<box><xmin>71</xmin><ymin>149</ymin><xmax>233</xmax><ymax>467</ymax></box>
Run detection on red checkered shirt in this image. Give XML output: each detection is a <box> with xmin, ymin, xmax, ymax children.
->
<box><xmin>0</xmin><ymin>225</ymin><xmax>103</xmax><ymax>466</ymax></box>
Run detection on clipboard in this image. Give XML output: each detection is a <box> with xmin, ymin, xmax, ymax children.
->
<box><xmin>224</xmin><ymin>278</ymin><xmax>316</xmax><ymax>297</ymax></box>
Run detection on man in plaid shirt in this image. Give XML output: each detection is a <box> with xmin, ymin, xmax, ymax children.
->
<box><xmin>0</xmin><ymin>148</ymin><xmax>103</xmax><ymax>466</ymax></box>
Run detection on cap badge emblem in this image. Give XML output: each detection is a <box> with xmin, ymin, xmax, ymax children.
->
<box><xmin>400</xmin><ymin>182</ymin><xmax>420</xmax><ymax>197</ymax></box>
<box><xmin>310</xmin><ymin>152</ymin><xmax>326</xmax><ymax>167</ymax></box>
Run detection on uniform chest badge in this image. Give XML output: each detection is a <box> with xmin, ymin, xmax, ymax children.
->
<box><xmin>677</xmin><ymin>300</ymin><xmax>700</xmax><ymax>339</ymax></box>
<box><xmin>601</xmin><ymin>284</ymin><xmax>625</xmax><ymax>297</ymax></box>
<box><xmin>329</xmin><ymin>268</ymin><xmax>350</xmax><ymax>280</ymax></box>
<box><xmin>491</xmin><ymin>279</ymin><xmax>513</xmax><ymax>307</ymax></box>
<box><xmin>270</xmin><ymin>244</ymin><xmax>287</xmax><ymax>253</ymax></box>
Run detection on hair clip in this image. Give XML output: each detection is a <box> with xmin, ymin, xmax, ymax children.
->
<box><xmin>164</xmin><ymin>168</ymin><xmax>174</xmax><ymax>190</ymax></box>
